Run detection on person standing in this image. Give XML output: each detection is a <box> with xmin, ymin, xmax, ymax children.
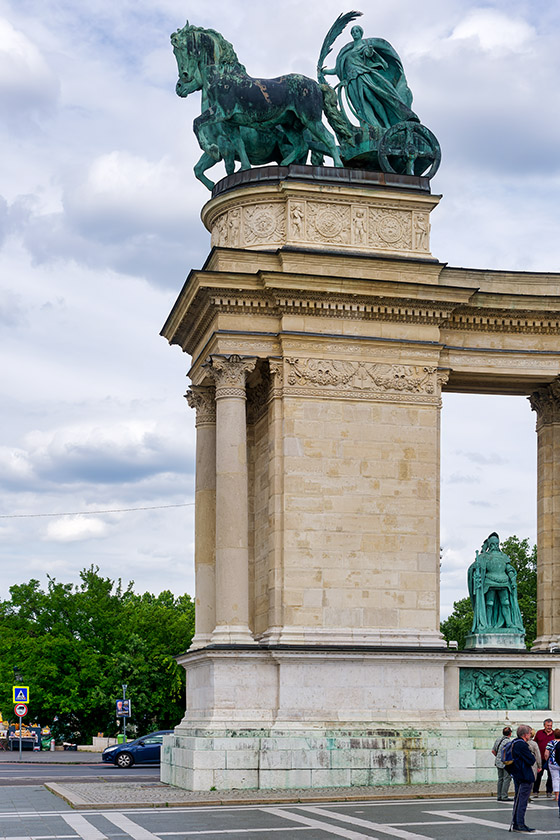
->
<box><xmin>533</xmin><ymin>718</ymin><xmax>554</xmax><ymax>798</ymax></box>
<box><xmin>544</xmin><ymin>728</ymin><xmax>560</xmax><ymax>809</ymax></box>
<box><xmin>492</xmin><ymin>726</ymin><xmax>513</xmax><ymax>801</ymax></box>
<box><xmin>510</xmin><ymin>724</ymin><xmax>537</xmax><ymax>833</ymax></box>
<box><xmin>528</xmin><ymin>730</ymin><xmax>542</xmax><ymax>798</ymax></box>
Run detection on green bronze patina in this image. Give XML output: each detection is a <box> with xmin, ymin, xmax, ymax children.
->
<box><xmin>459</xmin><ymin>668</ymin><xmax>549</xmax><ymax>710</ymax></box>
<box><xmin>465</xmin><ymin>533</ymin><xmax>525</xmax><ymax>650</ymax></box>
<box><xmin>171</xmin><ymin>11</ymin><xmax>441</xmax><ymax>188</ymax></box>
<box><xmin>170</xmin><ymin>22</ymin><xmax>348</xmax><ymax>189</ymax></box>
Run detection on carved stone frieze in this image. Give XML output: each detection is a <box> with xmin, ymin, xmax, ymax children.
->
<box><xmin>444</xmin><ymin>353</ymin><xmax>559</xmax><ymax>370</ymax></box>
<box><xmin>306</xmin><ymin>202</ymin><xmax>351</xmax><ymax>245</ymax></box>
<box><xmin>205</xmin><ymin>184</ymin><xmax>438</xmax><ymax>257</ymax></box>
<box><xmin>206</xmin><ymin>354</ymin><xmax>258</xmax><ymax>399</ymax></box>
<box><xmin>244</xmin><ymin>203</ymin><xmax>285</xmax><ymax>245</ymax></box>
<box><xmin>285</xmin><ymin>358</ymin><xmax>439</xmax><ymax>396</ymax></box>
<box><xmin>185</xmin><ymin>385</ymin><xmax>216</xmax><ymax>426</ymax></box>
<box><xmin>529</xmin><ymin>378</ymin><xmax>560</xmax><ymax>427</ymax></box>
<box><xmin>212</xmin><ymin>208</ymin><xmax>242</xmax><ymax>248</ymax></box>
<box><xmin>369</xmin><ymin>208</ymin><xmax>411</xmax><ymax>251</ymax></box>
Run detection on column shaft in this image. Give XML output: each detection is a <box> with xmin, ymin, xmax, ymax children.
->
<box><xmin>530</xmin><ymin>380</ymin><xmax>560</xmax><ymax>650</ymax></box>
<box><xmin>209</xmin><ymin>355</ymin><xmax>257</xmax><ymax>644</ymax></box>
<box><xmin>186</xmin><ymin>387</ymin><xmax>216</xmax><ymax>649</ymax></box>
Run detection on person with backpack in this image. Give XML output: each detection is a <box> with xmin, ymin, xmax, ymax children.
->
<box><xmin>544</xmin><ymin>728</ymin><xmax>560</xmax><ymax>812</ymax></box>
<box><xmin>509</xmin><ymin>724</ymin><xmax>537</xmax><ymax>833</ymax></box>
<box><xmin>493</xmin><ymin>725</ymin><xmax>513</xmax><ymax>801</ymax></box>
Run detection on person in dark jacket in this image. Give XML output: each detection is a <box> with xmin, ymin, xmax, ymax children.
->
<box><xmin>510</xmin><ymin>724</ymin><xmax>537</xmax><ymax>833</ymax></box>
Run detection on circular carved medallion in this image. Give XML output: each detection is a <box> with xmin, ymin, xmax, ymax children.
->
<box><xmin>315</xmin><ymin>207</ymin><xmax>343</xmax><ymax>238</ymax></box>
<box><xmin>248</xmin><ymin>209</ymin><xmax>277</xmax><ymax>238</ymax></box>
<box><xmin>377</xmin><ymin>213</ymin><xmax>404</xmax><ymax>243</ymax></box>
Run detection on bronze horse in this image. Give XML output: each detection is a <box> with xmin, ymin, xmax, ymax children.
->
<box><xmin>171</xmin><ymin>23</ymin><xmax>349</xmax><ymax>188</ymax></box>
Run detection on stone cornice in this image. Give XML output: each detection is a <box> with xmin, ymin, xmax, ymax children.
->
<box><xmin>447</xmin><ymin>307</ymin><xmax>560</xmax><ymax>334</ymax></box>
<box><xmin>166</xmin><ymin>278</ymin><xmax>560</xmax><ymax>362</ymax></box>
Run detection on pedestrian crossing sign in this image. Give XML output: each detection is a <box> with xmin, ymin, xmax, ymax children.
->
<box><xmin>13</xmin><ymin>686</ymin><xmax>29</xmax><ymax>703</ymax></box>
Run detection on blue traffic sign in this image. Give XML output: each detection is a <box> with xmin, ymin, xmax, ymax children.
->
<box><xmin>13</xmin><ymin>686</ymin><xmax>29</xmax><ymax>703</ymax></box>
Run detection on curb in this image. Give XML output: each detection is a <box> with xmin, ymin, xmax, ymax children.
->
<box><xmin>44</xmin><ymin>782</ymin><xmax>496</xmax><ymax>810</ymax></box>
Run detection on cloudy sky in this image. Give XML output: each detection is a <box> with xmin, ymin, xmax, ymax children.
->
<box><xmin>1</xmin><ymin>0</ymin><xmax>558</xmax><ymax>621</ymax></box>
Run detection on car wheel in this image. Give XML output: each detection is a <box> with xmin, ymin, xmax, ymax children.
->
<box><xmin>116</xmin><ymin>751</ymin><xmax>134</xmax><ymax>768</ymax></box>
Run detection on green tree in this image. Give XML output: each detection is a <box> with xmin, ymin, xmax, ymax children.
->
<box><xmin>440</xmin><ymin>535</ymin><xmax>537</xmax><ymax>650</ymax></box>
<box><xmin>0</xmin><ymin>567</ymin><xmax>194</xmax><ymax>742</ymax></box>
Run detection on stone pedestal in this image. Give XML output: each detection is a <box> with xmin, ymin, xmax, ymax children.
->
<box><xmin>161</xmin><ymin>165</ymin><xmax>560</xmax><ymax>790</ymax></box>
<box><xmin>464</xmin><ymin>632</ymin><xmax>526</xmax><ymax>651</ymax></box>
<box><xmin>161</xmin><ymin>647</ymin><xmax>559</xmax><ymax>790</ymax></box>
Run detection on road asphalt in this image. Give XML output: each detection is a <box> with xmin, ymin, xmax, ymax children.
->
<box><xmin>0</xmin><ymin>749</ymin><xmax>104</xmax><ymax>762</ymax></box>
<box><xmin>0</xmin><ymin>750</ymin><xmax>500</xmax><ymax>810</ymax></box>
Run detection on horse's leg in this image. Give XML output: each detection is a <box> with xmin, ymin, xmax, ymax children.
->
<box><xmin>278</xmin><ymin>126</ymin><xmax>308</xmax><ymax>166</ymax></box>
<box><xmin>233</xmin><ymin>127</ymin><xmax>252</xmax><ymax>170</ymax></box>
<box><xmin>194</xmin><ymin>151</ymin><xmax>218</xmax><ymax>190</ymax></box>
<box><xmin>300</xmin><ymin>117</ymin><xmax>343</xmax><ymax>167</ymax></box>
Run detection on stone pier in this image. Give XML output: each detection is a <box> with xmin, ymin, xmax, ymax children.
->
<box><xmin>161</xmin><ymin>165</ymin><xmax>560</xmax><ymax>790</ymax></box>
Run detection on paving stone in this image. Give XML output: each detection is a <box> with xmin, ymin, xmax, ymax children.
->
<box><xmin>45</xmin><ymin>779</ymin><xmax>496</xmax><ymax>809</ymax></box>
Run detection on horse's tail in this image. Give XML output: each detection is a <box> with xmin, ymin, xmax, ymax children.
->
<box><xmin>320</xmin><ymin>83</ymin><xmax>354</xmax><ymax>144</ymax></box>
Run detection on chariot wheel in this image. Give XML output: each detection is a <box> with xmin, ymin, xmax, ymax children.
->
<box><xmin>379</xmin><ymin>122</ymin><xmax>441</xmax><ymax>179</ymax></box>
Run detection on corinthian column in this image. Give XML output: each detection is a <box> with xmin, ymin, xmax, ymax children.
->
<box><xmin>529</xmin><ymin>378</ymin><xmax>560</xmax><ymax>650</ymax></box>
<box><xmin>185</xmin><ymin>386</ymin><xmax>216</xmax><ymax>650</ymax></box>
<box><xmin>207</xmin><ymin>354</ymin><xmax>257</xmax><ymax>644</ymax></box>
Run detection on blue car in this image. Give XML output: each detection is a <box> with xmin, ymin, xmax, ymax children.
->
<box><xmin>101</xmin><ymin>730</ymin><xmax>173</xmax><ymax>768</ymax></box>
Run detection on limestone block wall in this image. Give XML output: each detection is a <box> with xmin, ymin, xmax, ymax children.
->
<box><xmin>276</xmin><ymin>391</ymin><xmax>442</xmax><ymax>644</ymax></box>
<box><xmin>162</xmin><ymin>722</ymin><xmax>505</xmax><ymax>791</ymax></box>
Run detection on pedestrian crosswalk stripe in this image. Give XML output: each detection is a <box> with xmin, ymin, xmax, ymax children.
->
<box><xmin>103</xmin><ymin>813</ymin><xmax>159</xmax><ymax>840</ymax></box>
<box><xmin>62</xmin><ymin>814</ymin><xmax>108</xmax><ymax>840</ymax></box>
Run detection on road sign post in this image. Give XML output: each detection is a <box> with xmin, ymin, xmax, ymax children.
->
<box><xmin>14</xmin><ymin>703</ymin><xmax>27</xmax><ymax>761</ymax></box>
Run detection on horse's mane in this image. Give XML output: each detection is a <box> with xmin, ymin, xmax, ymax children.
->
<box><xmin>184</xmin><ymin>25</ymin><xmax>246</xmax><ymax>73</ymax></box>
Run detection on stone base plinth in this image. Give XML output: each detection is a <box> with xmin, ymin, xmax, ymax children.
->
<box><xmin>464</xmin><ymin>633</ymin><xmax>526</xmax><ymax>651</ymax></box>
<box><xmin>161</xmin><ymin>646</ymin><xmax>560</xmax><ymax>791</ymax></box>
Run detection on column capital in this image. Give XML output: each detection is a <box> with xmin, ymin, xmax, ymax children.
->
<box><xmin>206</xmin><ymin>354</ymin><xmax>258</xmax><ymax>399</ymax></box>
<box><xmin>185</xmin><ymin>385</ymin><xmax>216</xmax><ymax>427</ymax></box>
<box><xmin>436</xmin><ymin>368</ymin><xmax>451</xmax><ymax>391</ymax></box>
<box><xmin>529</xmin><ymin>378</ymin><xmax>560</xmax><ymax>428</ymax></box>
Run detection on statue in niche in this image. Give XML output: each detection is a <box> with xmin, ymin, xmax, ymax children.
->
<box><xmin>467</xmin><ymin>532</ymin><xmax>525</xmax><ymax>635</ymax></box>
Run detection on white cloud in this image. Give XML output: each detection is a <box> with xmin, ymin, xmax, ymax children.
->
<box><xmin>0</xmin><ymin>17</ymin><xmax>59</xmax><ymax>115</ymax></box>
<box><xmin>45</xmin><ymin>515</ymin><xmax>108</xmax><ymax>542</ymax></box>
<box><xmin>67</xmin><ymin>151</ymin><xmax>191</xmax><ymax>236</ymax></box>
<box><xmin>450</xmin><ymin>9</ymin><xmax>535</xmax><ymax>53</ymax></box>
<box><xmin>0</xmin><ymin>446</ymin><xmax>34</xmax><ymax>484</ymax></box>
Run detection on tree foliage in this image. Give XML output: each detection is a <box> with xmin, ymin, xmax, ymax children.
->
<box><xmin>0</xmin><ymin>567</ymin><xmax>194</xmax><ymax>742</ymax></box>
<box><xmin>440</xmin><ymin>536</ymin><xmax>537</xmax><ymax>650</ymax></box>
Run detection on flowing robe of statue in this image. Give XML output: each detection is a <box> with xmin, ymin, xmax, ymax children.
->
<box><xmin>324</xmin><ymin>25</ymin><xmax>418</xmax><ymax>129</ymax></box>
<box><xmin>467</xmin><ymin>533</ymin><xmax>525</xmax><ymax>634</ymax></box>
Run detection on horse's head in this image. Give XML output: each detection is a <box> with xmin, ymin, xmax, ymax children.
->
<box><xmin>170</xmin><ymin>22</ymin><xmax>245</xmax><ymax>98</ymax></box>
<box><xmin>171</xmin><ymin>23</ymin><xmax>203</xmax><ymax>97</ymax></box>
